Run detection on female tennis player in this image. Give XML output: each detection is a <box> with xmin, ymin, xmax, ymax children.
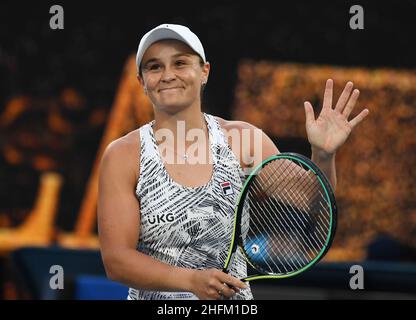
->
<box><xmin>97</xmin><ymin>24</ymin><xmax>369</xmax><ymax>300</ymax></box>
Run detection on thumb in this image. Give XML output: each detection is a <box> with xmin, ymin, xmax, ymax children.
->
<box><xmin>304</xmin><ymin>101</ymin><xmax>315</xmax><ymax>126</ymax></box>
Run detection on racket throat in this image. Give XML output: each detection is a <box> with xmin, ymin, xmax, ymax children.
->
<box><xmin>223</xmin><ymin>252</ymin><xmax>237</xmax><ymax>273</ymax></box>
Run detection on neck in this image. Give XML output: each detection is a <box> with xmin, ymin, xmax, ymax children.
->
<box><xmin>152</xmin><ymin>105</ymin><xmax>210</xmax><ymax>164</ymax></box>
<box><xmin>153</xmin><ymin>105</ymin><xmax>207</xmax><ymax>143</ymax></box>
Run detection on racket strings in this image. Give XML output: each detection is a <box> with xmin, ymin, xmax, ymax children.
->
<box><xmin>244</xmin><ymin>197</ymin><xmax>304</xmax><ymax>272</ymax></box>
<box><xmin>244</xmin><ymin>188</ymin><xmax>312</xmax><ymax>272</ymax></box>
<box><xmin>244</xmin><ymin>188</ymin><xmax>323</xmax><ymax>274</ymax></box>
<box><xmin>247</xmin><ymin>182</ymin><xmax>316</xmax><ymax>270</ymax></box>
<box><xmin>260</xmin><ymin>158</ymin><xmax>314</xmax><ymax>195</ymax></box>
<box><xmin>241</xmin><ymin>159</ymin><xmax>332</xmax><ymax>275</ymax></box>
<box><xmin>251</xmin><ymin>175</ymin><xmax>327</xmax><ymax>260</ymax></box>
<box><xmin>260</xmin><ymin>161</ymin><xmax>327</xmax><ymax>249</ymax></box>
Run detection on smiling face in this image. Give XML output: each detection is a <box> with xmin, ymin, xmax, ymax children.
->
<box><xmin>138</xmin><ymin>39</ymin><xmax>210</xmax><ymax>114</ymax></box>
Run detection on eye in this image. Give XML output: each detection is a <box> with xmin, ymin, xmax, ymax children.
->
<box><xmin>148</xmin><ymin>64</ymin><xmax>161</xmax><ymax>71</ymax></box>
<box><xmin>175</xmin><ymin>60</ymin><xmax>188</xmax><ymax>67</ymax></box>
<box><xmin>143</xmin><ymin>63</ymin><xmax>161</xmax><ymax>72</ymax></box>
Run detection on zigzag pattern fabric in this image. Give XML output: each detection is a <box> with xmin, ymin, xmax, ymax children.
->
<box><xmin>128</xmin><ymin>113</ymin><xmax>253</xmax><ymax>300</ymax></box>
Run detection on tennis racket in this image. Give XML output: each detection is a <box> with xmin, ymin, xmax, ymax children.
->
<box><xmin>223</xmin><ymin>152</ymin><xmax>337</xmax><ymax>283</ymax></box>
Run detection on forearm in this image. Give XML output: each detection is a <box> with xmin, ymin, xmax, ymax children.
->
<box><xmin>311</xmin><ymin>147</ymin><xmax>337</xmax><ymax>191</ymax></box>
<box><xmin>104</xmin><ymin>248</ymin><xmax>195</xmax><ymax>292</ymax></box>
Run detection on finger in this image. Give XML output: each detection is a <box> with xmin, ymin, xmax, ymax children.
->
<box><xmin>304</xmin><ymin>101</ymin><xmax>315</xmax><ymax>126</ymax></box>
<box><xmin>208</xmin><ymin>289</ymin><xmax>221</xmax><ymax>300</ymax></box>
<box><xmin>214</xmin><ymin>290</ymin><xmax>222</xmax><ymax>300</ymax></box>
<box><xmin>334</xmin><ymin>81</ymin><xmax>354</xmax><ymax>112</ymax></box>
<box><xmin>349</xmin><ymin>108</ymin><xmax>370</xmax><ymax>128</ymax></box>
<box><xmin>217</xmin><ymin>283</ymin><xmax>236</xmax><ymax>298</ymax></box>
<box><xmin>323</xmin><ymin>79</ymin><xmax>333</xmax><ymax>110</ymax></box>
<box><xmin>342</xmin><ymin>89</ymin><xmax>360</xmax><ymax>118</ymax></box>
<box><xmin>221</xmin><ymin>273</ymin><xmax>247</xmax><ymax>290</ymax></box>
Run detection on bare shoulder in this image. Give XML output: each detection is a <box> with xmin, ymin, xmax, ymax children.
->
<box><xmin>100</xmin><ymin>129</ymin><xmax>141</xmax><ymax>183</ymax></box>
<box><xmin>105</xmin><ymin>129</ymin><xmax>140</xmax><ymax>152</ymax></box>
<box><xmin>214</xmin><ymin>116</ymin><xmax>279</xmax><ymax>164</ymax></box>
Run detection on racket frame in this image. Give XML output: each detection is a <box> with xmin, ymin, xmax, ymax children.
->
<box><xmin>223</xmin><ymin>152</ymin><xmax>337</xmax><ymax>282</ymax></box>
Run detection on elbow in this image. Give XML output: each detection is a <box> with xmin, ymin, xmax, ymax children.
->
<box><xmin>101</xmin><ymin>252</ymin><xmax>124</xmax><ymax>282</ymax></box>
<box><xmin>104</xmin><ymin>264</ymin><xmax>119</xmax><ymax>282</ymax></box>
<box><xmin>103</xmin><ymin>260</ymin><xmax>118</xmax><ymax>282</ymax></box>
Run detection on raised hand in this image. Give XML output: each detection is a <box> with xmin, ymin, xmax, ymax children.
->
<box><xmin>304</xmin><ymin>79</ymin><xmax>369</xmax><ymax>155</ymax></box>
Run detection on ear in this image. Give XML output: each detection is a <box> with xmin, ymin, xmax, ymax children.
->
<box><xmin>201</xmin><ymin>62</ymin><xmax>210</xmax><ymax>85</ymax></box>
<box><xmin>137</xmin><ymin>74</ymin><xmax>144</xmax><ymax>86</ymax></box>
<box><xmin>137</xmin><ymin>74</ymin><xmax>147</xmax><ymax>95</ymax></box>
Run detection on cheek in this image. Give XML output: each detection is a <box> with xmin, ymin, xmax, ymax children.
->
<box><xmin>182</xmin><ymin>71</ymin><xmax>202</xmax><ymax>89</ymax></box>
<box><xmin>146</xmin><ymin>80</ymin><xmax>158</xmax><ymax>90</ymax></box>
<box><xmin>143</xmin><ymin>75</ymin><xmax>159</xmax><ymax>90</ymax></box>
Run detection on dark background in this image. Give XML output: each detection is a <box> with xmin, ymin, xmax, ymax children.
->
<box><xmin>2</xmin><ymin>1</ymin><xmax>415</xmax><ymax>114</ymax></box>
<box><xmin>0</xmin><ymin>0</ymin><xmax>415</xmax><ymax>230</ymax></box>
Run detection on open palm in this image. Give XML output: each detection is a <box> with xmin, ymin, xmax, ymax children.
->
<box><xmin>304</xmin><ymin>79</ymin><xmax>369</xmax><ymax>155</ymax></box>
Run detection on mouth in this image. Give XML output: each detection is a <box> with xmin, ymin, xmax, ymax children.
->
<box><xmin>158</xmin><ymin>87</ymin><xmax>184</xmax><ymax>92</ymax></box>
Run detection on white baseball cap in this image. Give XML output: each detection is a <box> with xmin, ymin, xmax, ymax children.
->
<box><xmin>136</xmin><ymin>24</ymin><xmax>206</xmax><ymax>72</ymax></box>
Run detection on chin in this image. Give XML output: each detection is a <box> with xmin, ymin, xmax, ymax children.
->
<box><xmin>157</xmin><ymin>103</ymin><xmax>190</xmax><ymax>114</ymax></box>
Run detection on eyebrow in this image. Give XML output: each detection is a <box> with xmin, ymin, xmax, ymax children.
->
<box><xmin>142</xmin><ymin>53</ymin><xmax>194</xmax><ymax>67</ymax></box>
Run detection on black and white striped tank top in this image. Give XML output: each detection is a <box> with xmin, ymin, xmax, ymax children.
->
<box><xmin>128</xmin><ymin>113</ymin><xmax>253</xmax><ymax>300</ymax></box>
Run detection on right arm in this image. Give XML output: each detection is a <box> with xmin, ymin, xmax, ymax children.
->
<box><xmin>97</xmin><ymin>134</ymin><xmax>246</xmax><ymax>299</ymax></box>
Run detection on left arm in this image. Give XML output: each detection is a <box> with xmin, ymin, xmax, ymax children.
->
<box><xmin>311</xmin><ymin>147</ymin><xmax>337</xmax><ymax>190</ymax></box>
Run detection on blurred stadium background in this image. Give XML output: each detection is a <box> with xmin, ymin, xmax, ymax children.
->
<box><xmin>0</xmin><ymin>1</ymin><xmax>415</xmax><ymax>299</ymax></box>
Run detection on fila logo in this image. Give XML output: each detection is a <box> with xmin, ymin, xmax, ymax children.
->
<box><xmin>220</xmin><ymin>181</ymin><xmax>234</xmax><ymax>196</ymax></box>
<box><xmin>148</xmin><ymin>213</ymin><xmax>175</xmax><ymax>225</ymax></box>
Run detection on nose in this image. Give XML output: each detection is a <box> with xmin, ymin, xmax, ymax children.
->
<box><xmin>160</xmin><ymin>65</ymin><xmax>176</xmax><ymax>83</ymax></box>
